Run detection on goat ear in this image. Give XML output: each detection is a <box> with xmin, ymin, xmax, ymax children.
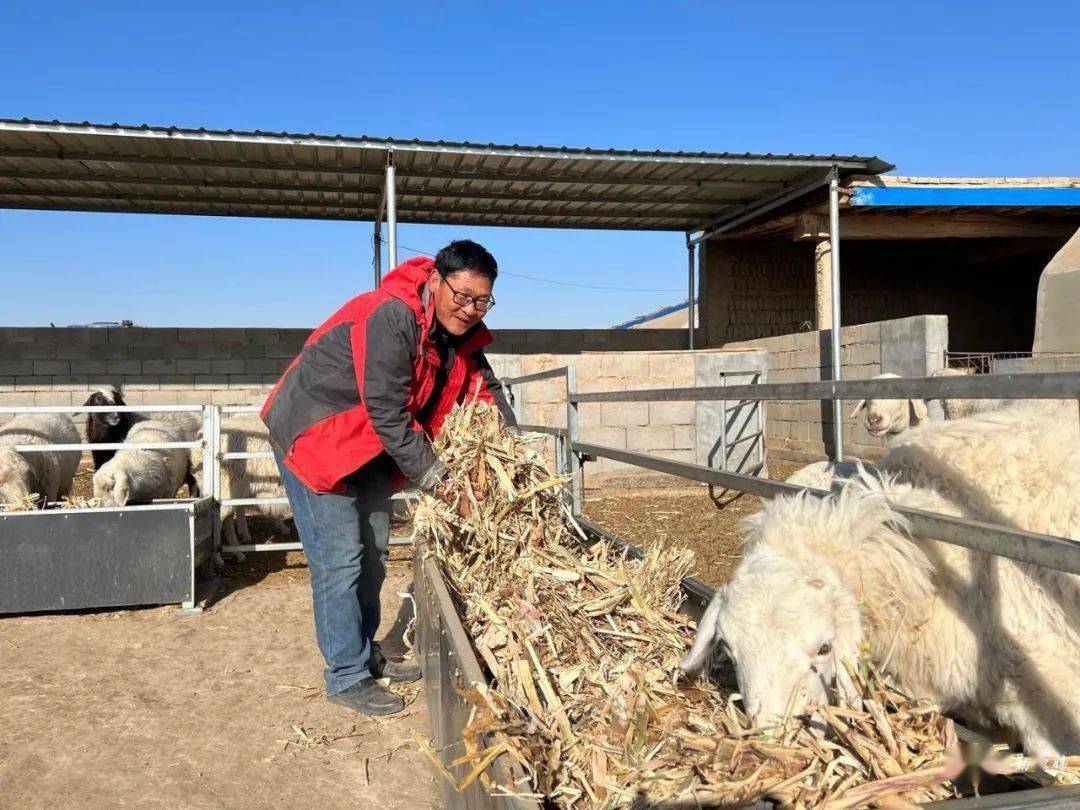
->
<box><xmin>848</xmin><ymin>400</ymin><xmax>866</xmax><ymax>419</ymax></box>
<box><xmin>909</xmin><ymin>398</ymin><xmax>928</xmax><ymax>422</ymax></box>
<box><xmin>681</xmin><ymin>586</ymin><xmax>726</xmax><ymax>674</ymax></box>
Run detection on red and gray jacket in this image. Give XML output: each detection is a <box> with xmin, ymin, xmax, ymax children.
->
<box><xmin>261</xmin><ymin>256</ymin><xmax>516</xmax><ymax>494</ymax></box>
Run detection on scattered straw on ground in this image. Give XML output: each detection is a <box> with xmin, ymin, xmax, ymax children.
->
<box><xmin>0</xmin><ymin>494</ymin><xmax>104</xmax><ymax>512</ymax></box>
<box><xmin>412</xmin><ymin>400</ymin><xmax>1001</xmax><ymax>808</ymax></box>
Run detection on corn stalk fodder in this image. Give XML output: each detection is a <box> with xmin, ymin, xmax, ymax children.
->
<box><xmin>413</xmin><ymin>401</ymin><xmax>1049</xmax><ymax>808</ymax></box>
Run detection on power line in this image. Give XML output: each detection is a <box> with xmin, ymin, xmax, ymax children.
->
<box><xmin>387</xmin><ymin>240</ymin><xmax>684</xmax><ymax>294</ymax></box>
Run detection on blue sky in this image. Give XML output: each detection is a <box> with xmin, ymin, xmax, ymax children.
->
<box><xmin>1</xmin><ymin>1</ymin><xmax>1078</xmax><ymax>329</ymax></box>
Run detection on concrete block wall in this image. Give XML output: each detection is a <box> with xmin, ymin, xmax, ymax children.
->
<box><xmin>487</xmin><ymin>328</ymin><xmax>689</xmax><ymax>355</ymax></box>
<box><xmin>0</xmin><ymin>327</ymin><xmax>308</xmax><ymax>416</ymax></box>
<box><xmin>701</xmin><ymin>236</ymin><xmax>1047</xmax><ymax>355</ymax></box>
<box><xmin>703</xmin><ymin>240</ymin><xmax>815</xmax><ymax>344</ymax></box>
<box><xmin>488</xmin><ymin>349</ymin><xmax>769</xmax><ymax>486</ymax></box>
<box><xmin>723</xmin><ymin>314</ymin><xmax>948</xmax><ymax>462</ymax></box>
<box><xmin>486</xmin><ymin>351</ymin><xmax>697</xmax><ymax>483</ymax></box>
<box><xmin>0</xmin><ymin>316</ymin><xmax>947</xmax><ymax>475</ymax></box>
<box><xmin>0</xmin><ymin>325</ymin><xmax>690</xmax><ymax>415</ymax></box>
<box><xmin>994</xmin><ymin>354</ymin><xmax>1080</xmax><ymax>374</ymax></box>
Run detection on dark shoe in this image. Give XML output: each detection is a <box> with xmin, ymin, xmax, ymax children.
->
<box><xmin>326</xmin><ymin>677</ymin><xmax>404</xmax><ymax>716</ymax></box>
<box><xmin>372</xmin><ymin>657</ymin><xmax>422</xmax><ymax>684</ymax></box>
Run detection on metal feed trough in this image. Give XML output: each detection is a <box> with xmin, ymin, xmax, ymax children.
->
<box><xmin>0</xmin><ymin>498</ymin><xmax>214</xmax><ymax>614</ymax></box>
<box><xmin>0</xmin><ymin>404</ymin><xmax>215</xmax><ymax>613</ymax></box>
<box><xmin>410</xmin><ymin>368</ymin><xmax>1080</xmax><ymax>808</ymax></box>
<box><xmin>0</xmin><ymin>401</ymin><xmax>419</xmax><ymax>614</ymax></box>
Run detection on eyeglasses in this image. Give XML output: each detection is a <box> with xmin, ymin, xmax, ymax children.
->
<box><xmin>440</xmin><ymin>274</ymin><xmax>495</xmax><ymax>312</ymax></box>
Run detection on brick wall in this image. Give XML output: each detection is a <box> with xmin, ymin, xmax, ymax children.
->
<box><xmin>487</xmin><ymin>352</ymin><xmax>697</xmax><ymax>483</ymax></box>
<box><xmin>0</xmin><ymin>317</ymin><xmax>945</xmax><ymax>473</ymax></box>
<box><xmin>488</xmin><ymin>329</ymin><xmax>689</xmax><ymax>354</ymax></box>
<box><xmin>0</xmin><ymin>327</ymin><xmax>309</xmax><ymax>411</ymax></box>
<box><xmin>840</xmin><ymin>240</ymin><xmax>1051</xmax><ymax>353</ymax></box>
<box><xmin>486</xmin><ymin>350</ymin><xmax>768</xmax><ymax>486</ymax></box>
<box><xmin>723</xmin><ymin>315</ymin><xmax>948</xmax><ymax>462</ymax></box>
<box><xmin>0</xmin><ymin>324</ymin><xmax>741</xmax><ymax>488</ymax></box>
<box><xmin>0</xmin><ymin>325</ymin><xmax>693</xmax><ymax>413</ymax></box>
<box><xmin>702</xmin><ymin>236</ymin><xmax>1050</xmax><ymax>354</ymax></box>
<box><xmin>703</xmin><ymin>240</ymin><xmax>815</xmax><ymax>344</ymax></box>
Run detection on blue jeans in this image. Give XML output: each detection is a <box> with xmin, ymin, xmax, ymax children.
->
<box><xmin>273</xmin><ymin>448</ymin><xmax>394</xmax><ymax>695</ymax></box>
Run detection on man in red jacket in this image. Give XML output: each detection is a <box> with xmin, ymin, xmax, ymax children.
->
<box><xmin>262</xmin><ymin>240</ymin><xmax>516</xmax><ymax>715</ymax></box>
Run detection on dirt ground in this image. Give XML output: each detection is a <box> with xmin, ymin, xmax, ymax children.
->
<box><xmin>2</xmin><ymin>457</ymin><xmax>804</xmax><ymax>807</ymax></box>
<box><xmin>0</xmin><ymin>548</ymin><xmax>440</xmax><ymax>810</ymax></box>
<box><xmin>584</xmin><ymin>460</ymin><xmax>802</xmax><ymax>586</ymax></box>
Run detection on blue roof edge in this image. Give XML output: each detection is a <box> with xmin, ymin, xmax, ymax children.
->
<box><xmin>850</xmin><ymin>186</ymin><xmax>1080</xmax><ymax>207</ymax></box>
<box><xmin>612</xmin><ymin>298</ymin><xmax>696</xmax><ymax>330</ymax></box>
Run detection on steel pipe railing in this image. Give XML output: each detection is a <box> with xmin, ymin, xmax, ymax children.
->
<box><xmin>570</xmin><ymin>372</ymin><xmax>1080</xmax><ymax>404</ymax></box>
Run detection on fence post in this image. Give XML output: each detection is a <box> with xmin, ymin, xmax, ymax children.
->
<box><xmin>565</xmin><ymin>366</ymin><xmax>582</xmax><ymax>517</ymax></box>
<box><xmin>719</xmin><ymin>372</ymin><xmax>728</xmax><ymax>473</ymax></box>
<box><xmin>200</xmin><ymin>404</ymin><xmax>215</xmax><ymax>498</ymax></box>
<box><xmin>755</xmin><ymin>371</ymin><xmax>766</xmax><ymax>475</ymax></box>
<box><xmin>208</xmin><ymin>405</ymin><xmax>222</xmax><ymax>555</ymax></box>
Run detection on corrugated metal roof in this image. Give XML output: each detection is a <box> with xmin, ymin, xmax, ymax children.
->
<box><xmin>0</xmin><ymin>118</ymin><xmax>892</xmax><ymax>231</ymax></box>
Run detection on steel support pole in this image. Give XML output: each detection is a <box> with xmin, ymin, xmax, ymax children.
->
<box><xmin>373</xmin><ymin>221</ymin><xmax>382</xmax><ymax>289</ymax></box>
<box><xmin>828</xmin><ymin>167</ymin><xmax>844</xmax><ymax>461</ymax></box>
<box><xmin>565</xmin><ymin>366</ymin><xmax>582</xmax><ymax>516</ymax></box>
<box><xmin>686</xmin><ymin>237</ymin><xmax>696</xmax><ymax>350</ymax></box>
<box><xmin>385</xmin><ymin>154</ymin><xmax>398</xmax><ymax>269</ymax></box>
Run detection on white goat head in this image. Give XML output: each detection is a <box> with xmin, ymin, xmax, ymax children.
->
<box><xmin>680</xmin><ymin>488</ymin><xmax>906</xmax><ymax>728</ymax></box>
<box><xmin>0</xmin><ymin>448</ymin><xmax>33</xmax><ymax>505</ymax></box>
<box><xmin>93</xmin><ymin>467</ymin><xmax>131</xmax><ymax>507</ymax></box>
<box><xmin>849</xmin><ymin>373</ymin><xmax>928</xmax><ymax>438</ymax></box>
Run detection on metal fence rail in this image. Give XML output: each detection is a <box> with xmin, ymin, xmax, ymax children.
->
<box><xmin>515</xmin><ymin>424</ymin><xmax>566</xmax><ymax>437</ymax></box>
<box><xmin>573</xmin><ymin>443</ymin><xmax>1080</xmax><ymax>576</ymax></box>
<box><xmin>502</xmin><ymin>367</ymin><xmax>574</xmax><ymax>505</ymax></box>
<box><xmin>0</xmin><ymin>403</ymin><xmax>213</xmax><ymax>494</ymax></box>
<box><xmin>513</xmin><ymin>368</ymin><xmax>1080</xmax><ymax>578</ymax></box>
<box><xmin>569</xmin><ymin>371</ymin><xmax>1080</xmax><ymax>404</ymax></box>
<box><xmin>0</xmin><ymin>401</ymin><xmax>417</xmax><ymax>557</ymax></box>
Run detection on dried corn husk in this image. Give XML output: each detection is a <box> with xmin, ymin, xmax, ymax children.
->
<box><xmin>414</xmin><ymin>400</ymin><xmax>1072</xmax><ymax>807</ymax></box>
<box><xmin>0</xmin><ymin>493</ymin><xmax>102</xmax><ymax>512</ymax></box>
<box><xmin>0</xmin><ymin>493</ymin><xmax>43</xmax><ymax>512</ymax></box>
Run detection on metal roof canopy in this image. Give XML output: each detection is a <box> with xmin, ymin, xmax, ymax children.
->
<box><xmin>0</xmin><ymin>118</ymin><xmax>890</xmax><ymax>232</ymax></box>
<box><xmin>0</xmin><ymin>118</ymin><xmax>888</xmax><ymax>460</ymax></box>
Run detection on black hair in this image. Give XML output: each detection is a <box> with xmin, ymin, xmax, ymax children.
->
<box><xmin>434</xmin><ymin>239</ymin><xmax>498</xmax><ymax>281</ymax></box>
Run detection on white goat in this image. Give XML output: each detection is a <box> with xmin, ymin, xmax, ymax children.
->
<box><xmin>783</xmin><ymin>459</ymin><xmax>866</xmax><ymax>493</ymax></box>
<box><xmin>929</xmin><ymin>366</ymin><xmax>1014</xmax><ymax>420</ymax></box>
<box><xmin>848</xmin><ymin>372</ymin><xmax>930</xmax><ymax>439</ymax></box>
<box><xmin>93</xmin><ymin>420</ymin><xmax>190</xmax><ymax>507</ymax></box>
<box><xmin>904</xmin><ymin>367</ymin><xmax>1065</xmax><ymax>424</ymax></box>
<box><xmin>217</xmin><ymin>414</ymin><xmax>291</xmax><ymax>560</ymax></box>
<box><xmin>0</xmin><ymin>413</ymin><xmax>81</xmax><ymax>507</ymax></box>
<box><xmin>154</xmin><ymin>410</ymin><xmax>203</xmax><ymax>496</ymax></box>
<box><xmin>683</xmin><ymin>403</ymin><xmax>1080</xmax><ymax>759</ymax></box>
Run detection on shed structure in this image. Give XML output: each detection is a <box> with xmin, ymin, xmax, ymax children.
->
<box><xmin>702</xmin><ymin>175</ymin><xmax>1080</xmax><ymax>353</ymax></box>
<box><xmin>0</xmin><ymin>116</ymin><xmax>892</xmax><ymax>456</ymax></box>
